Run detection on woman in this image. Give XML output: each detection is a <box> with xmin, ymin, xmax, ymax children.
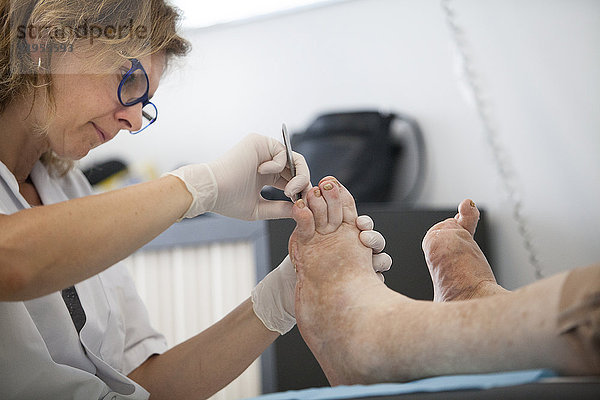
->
<box><xmin>0</xmin><ymin>1</ymin><xmax>390</xmax><ymax>399</ymax></box>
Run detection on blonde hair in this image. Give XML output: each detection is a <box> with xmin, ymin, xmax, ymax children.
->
<box><xmin>0</xmin><ymin>0</ymin><xmax>190</xmax><ymax>175</ymax></box>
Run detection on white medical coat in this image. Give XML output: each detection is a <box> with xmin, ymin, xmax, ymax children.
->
<box><xmin>0</xmin><ymin>161</ymin><xmax>168</xmax><ymax>400</ymax></box>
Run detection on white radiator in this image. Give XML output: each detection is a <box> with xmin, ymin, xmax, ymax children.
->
<box><xmin>124</xmin><ymin>240</ymin><xmax>262</xmax><ymax>400</ymax></box>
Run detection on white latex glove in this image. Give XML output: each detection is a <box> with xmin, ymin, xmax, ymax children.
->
<box><xmin>166</xmin><ymin>134</ymin><xmax>311</xmax><ymax>221</ymax></box>
<box><xmin>356</xmin><ymin>215</ymin><xmax>393</xmax><ymax>282</ymax></box>
<box><xmin>251</xmin><ymin>255</ymin><xmax>297</xmax><ymax>335</ymax></box>
<box><xmin>251</xmin><ymin>215</ymin><xmax>393</xmax><ymax>334</ymax></box>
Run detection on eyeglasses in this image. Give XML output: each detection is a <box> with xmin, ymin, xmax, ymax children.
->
<box><xmin>117</xmin><ymin>58</ymin><xmax>157</xmax><ymax>134</ymax></box>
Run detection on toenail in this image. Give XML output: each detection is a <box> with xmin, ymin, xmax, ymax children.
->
<box><xmin>323</xmin><ymin>183</ymin><xmax>333</xmax><ymax>191</ymax></box>
<box><xmin>314</xmin><ymin>188</ymin><xmax>322</xmax><ymax>197</ymax></box>
<box><xmin>296</xmin><ymin>199</ymin><xmax>306</xmax><ymax>208</ymax></box>
<box><xmin>470</xmin><ymin>200</ymin><xmax>476</xmax><ymax>207</ymax></box>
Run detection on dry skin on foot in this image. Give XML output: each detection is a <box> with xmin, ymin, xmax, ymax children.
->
<box><xmin>422</xmin><ymin>199</ymin><xmax>509</xmax><ymax>301</ymax></box>
<box><xmin>289</xmin><ymin>178</ymin><xmax>600</xmax><ymax>385</ymax></box>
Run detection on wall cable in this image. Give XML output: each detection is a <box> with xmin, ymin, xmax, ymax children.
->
<box><xmin>441</xmin><ymin>0</ymin><xmax>544</xmax><ymax>280</ymax></box>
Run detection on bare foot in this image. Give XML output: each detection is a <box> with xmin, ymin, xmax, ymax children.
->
<box><xmin>289</xmin><ymin>177</ymin><xmax>399</xmax><ymax>385</ymax></box>
<box><xmin>289</xmin><ymin>181</ymin><xmax>598</xmax><ymax>383</ymax></box>
<box><xmin>422</xmin><ymin>199</ymin><xmax>508</xmax><ymax>302</ymax></box>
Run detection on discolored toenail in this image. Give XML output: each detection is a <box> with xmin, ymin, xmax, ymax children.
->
<box><xmin>470</xmin><ymin>200</ymin><xmax>476</xmax><ymax>207</ymax></box>
<box><xmin>296</xmin><ymin>199</ymin><xmax>306</xmax><ymax>208</ymax></box>
<box><xmin>314</xmin><ymin>188</ymin><xmax>322</xmax><ymax>197</ymax></box>
<box><xmin>323</xmin><ymin>183</ymin><xmax>333</xmax><ymax>191</ymax></box>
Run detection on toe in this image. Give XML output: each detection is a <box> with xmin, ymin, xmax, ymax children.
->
<box><xmin>318</xmin><ymin>176</ymin><xmax>336</xmax><ymax>185</ymax></box>
<box><xmin>456</xmin><ymin>199</ymin><xmax>480</xmax><ymax>236</ymax></box>
<box><xmin>292</xmin><ymin>199</ymin><xmax>316</xmax><ymax>242</ymax></box>
<box><xmin>318</xmin><ymin>178</ymin><xmax>342</xmax><ymax>233</ymax></box>
<box><xmin>338</xmin><ymin>182</ymin><xmax>359</xmax><ymax>224</ymax></box>
<box><xmin>319</xmin><ymin>176</ymin><xmax>358</xmax><ymax>224</ymax></box>
<box><xmin>307</xmin><ymin>186</ymin><xmax>328</xmax><ymax>231</ymax></box>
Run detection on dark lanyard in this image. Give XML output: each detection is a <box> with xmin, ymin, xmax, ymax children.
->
<box><xmin>61</xmin><ymin>286</ymin><xmax>87</xmax><ymax>333</ymax></box>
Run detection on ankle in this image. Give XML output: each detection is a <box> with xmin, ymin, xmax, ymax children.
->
<box><xmin>473</xmin><ymin>280</ymin><xmax>509</xmax><ymax>298</ymax></box>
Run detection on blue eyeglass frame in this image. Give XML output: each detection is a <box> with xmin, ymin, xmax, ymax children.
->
<box><xmin>117</xmin><ymin>58</ymin><xmax>158</xmax><ymax>135</ymax></box>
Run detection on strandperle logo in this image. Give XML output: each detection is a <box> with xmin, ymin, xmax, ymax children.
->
<box><xmin>17</xmin><ymin>19</ymin><xmax>149</xmax><ymax>46</ymax></box>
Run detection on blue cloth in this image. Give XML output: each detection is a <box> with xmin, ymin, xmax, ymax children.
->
<box><xmin>247</xmin><ymin>369</ymin><xmax>557</xmax><ymax>400</ymax></box>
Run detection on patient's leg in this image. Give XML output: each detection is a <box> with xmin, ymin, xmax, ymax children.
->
<box><xmin>290</xmin><ymin>179</ymin><xmax>600</xmax><ymax>385</ymax></box>
<box><xmin>422</xmin><ymin>199</ymin><xmax>509</xmax><ymax>301</ymax></box>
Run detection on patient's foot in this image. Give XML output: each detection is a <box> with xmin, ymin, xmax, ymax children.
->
<box><xmin>289</xmin><ymin>177</ymin><xmax>400</xmax><ymax>385</ymax></box>
<box><xmin>422</xmin><ymin>199</ymin><xmax>508</xmax><ymax>302</ymax></box>
<box><xmin>289</xmin><ymin>183</ymin><xmax>597</xmax><ymax>383</ymax></box>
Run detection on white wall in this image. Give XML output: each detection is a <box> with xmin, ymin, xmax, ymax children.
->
<box><xmin>84</xmin><ymin>0</ymin><xmax>600</xmax><ymax>289</ymax></box>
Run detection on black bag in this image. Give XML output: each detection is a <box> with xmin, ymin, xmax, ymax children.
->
<box><xmin>263</xmin><ymin>110</ymin><xmax>425</xmax><ymax>204</ymax></box>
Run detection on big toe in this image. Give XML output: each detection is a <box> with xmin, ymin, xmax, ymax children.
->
<box><xmin>456</xmin><ymin>199</ymin><xmax>480</xmax><ymax>236</ymax></box>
